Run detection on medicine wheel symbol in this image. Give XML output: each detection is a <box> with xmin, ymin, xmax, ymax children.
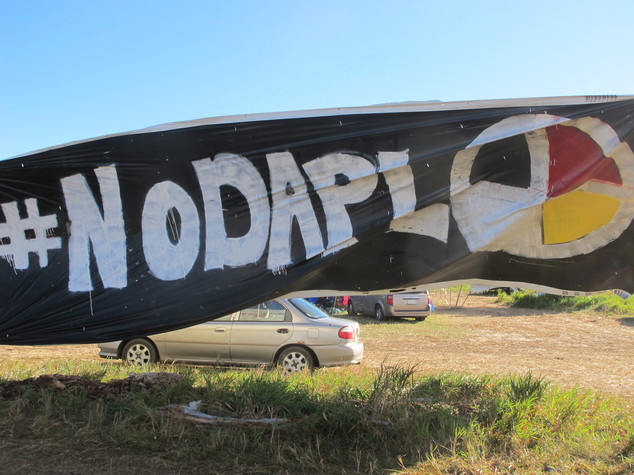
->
<box><xmin>450</xmin><ymin>114</ymin><xmax>634</xmax><ymax>259</ymax></box>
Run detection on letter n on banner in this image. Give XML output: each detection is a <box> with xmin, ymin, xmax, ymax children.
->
<box><xmin>61</xmin><ymin>166</ymin><xmax>127</xmax><ymax>291</ymax></box>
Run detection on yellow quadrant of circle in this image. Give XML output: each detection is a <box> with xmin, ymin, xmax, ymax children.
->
<box><xmin>543</xmin><ymin>190</ymin><xmax>620</xmax><ymax>244</ymax></box>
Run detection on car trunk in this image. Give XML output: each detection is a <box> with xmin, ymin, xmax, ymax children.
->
<box><xmin>391</xmin><ymin>293</ymin><xmax>428</xmax><ymax>312</ymax></box>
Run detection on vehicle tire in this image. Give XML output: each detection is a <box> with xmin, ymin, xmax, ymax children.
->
<box><xmin>374</xmin><ymin>305</ymin><xmax>385</xmax><ymax>321</ymax></box>
<box><xmin>277</xmin><ymin>346</ymin><xmax>315</xmax><ymax>373</ymax></box>
<box><xmin>415</xmin><ymin>316</ymin><xmax>427</xmax><ymax>322</ymax></box>
<box><xmin>122</xmin><ymin>338</ymin><xmax>158</xmax><ymax>365</ymax></box>
<box><xmin>347</xmin><ymin>302</ymin><xmax>356</xmax><ymax>316</ymax></box>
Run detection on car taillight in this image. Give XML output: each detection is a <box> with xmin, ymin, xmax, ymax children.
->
<box><xmin>427</xmin><ymin>293</ymin><xmax>431</xmax><ymax>304</ymax></box>
<box><xmin>386</xmin><ymin>294</ymin><xmax>393</xmax><ymax>305</ymax></box>
<box><xmin>338</xmin><ymin>326</ymin><xmax>355</xmax><ymax>339</ymax></box>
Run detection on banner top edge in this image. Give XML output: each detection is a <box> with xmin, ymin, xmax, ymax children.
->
<box><xmin>6</xmin><ymin>94</ymin><xmax>634</xmax><ymax>161</ymax></box>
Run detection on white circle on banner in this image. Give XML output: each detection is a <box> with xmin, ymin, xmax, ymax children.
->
<box><xmin>450</xmin><ymin>114</ymin><xmax>634</xmax><ymax>258</ymax></box>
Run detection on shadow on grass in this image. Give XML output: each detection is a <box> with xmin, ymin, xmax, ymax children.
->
<box><xmin>619</xmin><ymin>317</ymin><xmax>634</xmax><ymax>327</ymax></box>
<box><xmin>434</xmin><ymin>306</ymin><xmax>558</xmax><ymax>318</ymax></box>
<box><xmin>345</xmin><ymin>309</ymin><xmax>552</xmax><ymax>325</ymax></box>
<box><xmin>343</xmin><ymin>315</ymin><xmax>424</xmax><ymax>326</ymax></box>
<box><xmin>339</xmin><ymin>299</ymin><xmax>580</xmax><ymax>324</ymax></box>
<box><xmin>343</xmin><ymin>307</ymin><xmax>554</xmax><ymax>325</ymax></box>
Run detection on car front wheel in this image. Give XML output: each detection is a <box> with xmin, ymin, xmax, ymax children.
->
<box><xmin>277</xmin><ymin>346</ymin><xmax>314</xmax><ymax>373</ymax></box>
<box><xmin>374</xmin><ymin>305</ymin><xmax>385</xmax><ymax>321</ymax></box>
<box><xmin>122</xmin><ymin>338</ymin><xmax>158</xmax><ymax>365</ymax></box>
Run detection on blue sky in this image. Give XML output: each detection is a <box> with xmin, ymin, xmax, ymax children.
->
<box><xmin>1</xmin><ymin>0</ymin><xmax>633</xmax><ymax>160</ymax></box>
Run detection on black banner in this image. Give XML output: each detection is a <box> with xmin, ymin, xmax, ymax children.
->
<box><xmin>1</xmin><ymin>96</ymin><xmax>633</xmax><ymax>344</ymax></box>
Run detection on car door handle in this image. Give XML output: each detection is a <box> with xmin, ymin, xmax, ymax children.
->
<box><xmin>277</xmin><ymin>328</ymin><xmax>289</xmax><ymax>334</ymax></box>
<box><xmin>214</xmin><ymin>328</ymin><xmax>227</xmax><ymax>333</ymax></box>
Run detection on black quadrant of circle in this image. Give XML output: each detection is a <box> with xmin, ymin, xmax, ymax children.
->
<box><xmin>469</xmin><ymin>134</ymin><xmax>532</xmax><ymax>188</ymax></box>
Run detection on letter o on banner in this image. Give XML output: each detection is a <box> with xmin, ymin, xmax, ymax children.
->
<box><xmin>142</xmin><ymin>181</ymin><xmax>200</xmax><ymax>280</ymax></box>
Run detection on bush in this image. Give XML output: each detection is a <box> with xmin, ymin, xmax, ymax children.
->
<box><xmin>498</xmin><ymin>290</ymin><xmax>634</xmax><ymax>315</ymax></box>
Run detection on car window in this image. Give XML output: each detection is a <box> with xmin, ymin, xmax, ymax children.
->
<box><xmin>236</xmin><ymin>301</ymin><xmax>289</xmax><ymax>322</ymax></box>
<box><xmin>289</xmin><ymin>298</ymin><xmax>329</xmax><ymax>319</ymax></box>
<box><xmin>214</xmin><ymin>314</ymin><xmax>232</xmax><ymax>322</ymax></box>
<box><xmin>202</xmin><ymin>314</ymin><xmax>232</xmax><ymax>323</ymax></box>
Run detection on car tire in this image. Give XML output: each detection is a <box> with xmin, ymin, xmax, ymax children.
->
<box><xmin>374</xmin><ymin>305</ymin><xmax>384</xmax><ymax>321</ymax></box>
<box><xmin>415</xmin><ymin>317</ymin><xmax>427</xmax><ymax>322</ymax></box>
<box><xmin>277</xmin><ymin>346</ymin><xmax>315</xmax><ymax>373</ymax></box>
<box><xmin>122</xmin><ymin>338</ymin><xmax>158</xmax><ymax>365</ymax></box>
<box><xmin>347</xmin><ymin>302</ymin><xmax>356</xmax><ymax>316</ymax></box>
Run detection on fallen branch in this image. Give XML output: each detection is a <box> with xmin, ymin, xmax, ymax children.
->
<box><xmin>158</xmin><ymin>401</ymin><xmax>288</xmax><ymax>426</ymax></box>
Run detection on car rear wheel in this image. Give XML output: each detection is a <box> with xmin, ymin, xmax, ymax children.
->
<box><xmin>415</xmin><ymin>317</ymin><xmax>427</xmax><ymax>322</ymax></box>
<box><xmin>122</xmin><ymin>338</ymin><xmax>158</xmax><ymax>365</ymax></box>
<box><xmin>374</xmin><ymin>305</ymin><xmax>384</xmax><ymax>321</ymax></box>
<box><xmin>277</xmin><ymin>346</ymin><xmax>314</xmax><ymax>373</ymax></box>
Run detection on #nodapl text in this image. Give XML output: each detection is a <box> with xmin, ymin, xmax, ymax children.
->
<box><xmin>55</xmin><ymin>149</ymin><xmax>416</xmax><ymax>291</ymax></box>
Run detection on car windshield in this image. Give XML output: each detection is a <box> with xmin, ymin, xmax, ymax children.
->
<box><xmin>289</xmin><ymin>298</ymin><xmax>329</xmax><ymax>319</ymax></box>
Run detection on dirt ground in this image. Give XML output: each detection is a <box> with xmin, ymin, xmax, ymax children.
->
<box><xmin>1</xmin><ymin>294</ymin><xmax>633</xmax><ymax>399</ymax></box>
<box><xmin>364</xmin><ymin>293</ymin><xmax>634</xmax><ymax>400</ymax></box>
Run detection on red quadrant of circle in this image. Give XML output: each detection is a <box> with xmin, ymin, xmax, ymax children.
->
<box><xmin>546</xmin><ymin>124</ymin><xmax>622</xmax><ymax>198</ymax></box>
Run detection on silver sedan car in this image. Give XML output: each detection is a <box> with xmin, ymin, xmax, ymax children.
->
<box><xmin>98</xmin><ymin>298</ymin><xmax>363</xmax><ymax>373</ymax></box>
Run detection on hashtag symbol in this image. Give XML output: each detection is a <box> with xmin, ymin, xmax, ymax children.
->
<box><xmin>0</xmin><ymin>198</ymin><xmax>62</xmax><ymax>270</ymax></box>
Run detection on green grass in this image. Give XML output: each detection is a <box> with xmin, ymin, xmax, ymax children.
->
<box><xmin>498</xmin><ymin>290</ymin><xmax>634</xmax><ymax>315</ymax></box>
<box><xmin>0</xmin><ymin>358</ymin><xmax>133</xmax><ymax>384</ymax></box>
<box><xmin>0</xmin><ymin>362</ymin><xmax>631</xmax><ymax>474</ymax></box>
